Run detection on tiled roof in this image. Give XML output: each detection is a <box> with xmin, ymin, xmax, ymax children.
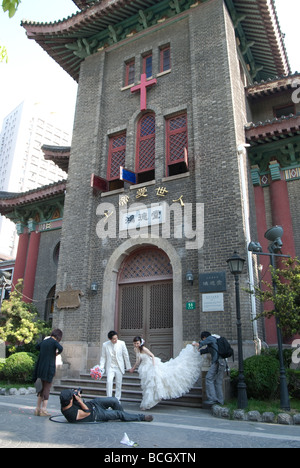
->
<box><xmin>0</xmin><ymin>180</ymin><xmax>67</xmax><ymax>216</ymax></box>
<box><xmin>245</xmin><ymin>113</ymin><xmax>300</xmax><ymax>146</ymax></box>
<box><xmin>42</xmin><ymin>145</ymin><xmax>71</xmax><ymax>173</ymax></box>
<box><xmin>72</xmin><ymin>0</ymin><xmax>97</xmax><ymax>9</ymax></box>
<box><xmin>21</xmin><ymin>0</ymin><xmax>290</xmax><ymax>82</ymax></box>
<box><xmin>246</xmin><ymin>72</ymin><xmax>300</xmax><ymax>99</ymax></box>
<box><xmin>226</xmin><ymin>0</ymin><xmax>290</xmax><ymax>80</ymax></box>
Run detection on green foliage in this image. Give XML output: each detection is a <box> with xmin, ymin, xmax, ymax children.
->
<box><xmin>0</xmin><ymin>279</ymin><xmax>51</xmax><ymax>351</ymax></box>
<box><xmin>1</xmin><ymin>352</ymin><xmax>36</xmax><ymax>383</ymax></box>
<box><xmin>251</xmin><ymin>257</ymin><xmax>300</xmax><ymax>337</ymax></box>
<box><xmin>2</xmin><ymin>0</ymin><xmax>21</xmax><ymax>18</ymax></box>
<box><xmin>287</xmin><ymin>369</ymin><xmax>300</xmax><ymax>399</ymax></box>
<box><xmin>225</xmin><ymin>398</ymin><xmax>300</xmax><ymax>416</ymax></box>
<box><xmin>231</xmin><ymin>354</ymin><xmax>280</xmax><ymax>400</ymax></box>
<box><xmin>244</xmin><ymin>355</ymin><xmax>280</xmax><ymax>399</ymax></box>
<box><xmin>1</xmin><ymin>0</ymin><xmax>22</xmax><ymax>63</ymax></box>
<box><xmin>0</xmin><ymin>358</ymin><xmax>5</xmax><ymax>377</ymax></box>
<box><xmin>261</xmin><ymin>346</ymin><xmax>293</xmax><ymax>369</ymax></box>
<box><xmin>0</xmin><ymin>45</ymin><xmax>8</xmax><ymax>63</ymax></box>
<box><xmin>231</xmin><ymin>350</ymin><xmax>300</xmax><ymax>401</ymax></box>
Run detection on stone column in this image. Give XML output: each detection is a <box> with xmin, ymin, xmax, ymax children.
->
<box><xmin>22</xmin><ymin>221</ymin><xmax>40</xmax><ymax>303</ymax></box>
<box><xmin>12</xmin><ymin>224</ymin><xmax>29</xmax><ymax>290</ymax></box>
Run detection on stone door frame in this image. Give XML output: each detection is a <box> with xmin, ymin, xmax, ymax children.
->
<box><xmin>100</xmin><ymin>237</ymin><xmax>183</xmax><ymax>357</ymax></box>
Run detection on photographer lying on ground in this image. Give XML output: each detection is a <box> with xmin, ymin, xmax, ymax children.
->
<box><xmin>60</xmin><ymin>389</ymin><xmax>153</xmax><ymax>423</ymax></box>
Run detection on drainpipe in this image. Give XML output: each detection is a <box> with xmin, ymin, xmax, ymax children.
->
<box><xmin>237</xmin><ymin>144</ymin><xmax>261</xmax><ymax>353</ymax></box>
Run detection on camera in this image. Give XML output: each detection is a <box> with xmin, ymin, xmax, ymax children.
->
<box><xmin>72</xmin><ymin>388</ymin><xmax>82</xmax><ymax>398</ymax></box>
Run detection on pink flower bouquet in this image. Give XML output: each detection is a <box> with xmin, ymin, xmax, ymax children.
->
<box><xmin>90</xmin><ymin>365</ymin><xmax>103</xmax><ymax>380</ymax></box>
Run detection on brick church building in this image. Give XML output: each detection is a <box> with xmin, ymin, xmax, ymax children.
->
<box><xmin>1</xmin><ymin>0</ymin><xmax>299</xmax><ymax>374</ymax></box>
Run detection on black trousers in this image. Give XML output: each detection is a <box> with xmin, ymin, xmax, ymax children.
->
<box><xmin>91</xmin><ymin>397</ymin><xmax>145</xmax><ymax>422</ymax></box>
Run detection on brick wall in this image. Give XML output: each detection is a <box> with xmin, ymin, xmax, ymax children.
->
<box><xmin>33</xmin><ymin>229</ymin><xmax>61</xmax><ymax>319</ymax></box>
<box><xmin>54</xmin><ymin>0</ymin><xmax>257</xmax><ymax>371</ymax></box>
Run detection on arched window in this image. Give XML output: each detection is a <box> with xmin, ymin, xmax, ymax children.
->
<box><xmin>136</xmin><ymin>112</ymin><xmax>155</xmax><ymax>183</ymax></box>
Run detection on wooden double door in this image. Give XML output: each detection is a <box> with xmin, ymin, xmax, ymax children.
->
<box><xmin>118</xmin><ymin>280</ymin><xmax>173</xmax><ymax>364</ymax></box>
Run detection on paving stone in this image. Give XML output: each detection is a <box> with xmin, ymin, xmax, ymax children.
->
<box><xmin>278</xmin><ymin>413</ymin><xmax>293</xmax><ymax>425</ymax></box>
<box><xmin>262</xmin><ymin>412</ymin><xmax>276</xmax><ymax>423</ymax></box>
<box><xmin>233</xmin><ymin>409</ymin><xmax>247</xmax><ymax>421</ymax></box>
<box><xmin>293</xmin><ymin>414</ymin><xmax>300</xmax><ymax>425</ymax></box>
<box><xmin>1</xmin><ymin>394</ymin><xmax>300</xmax><ymax>448</ymax></box>
<box><xmin>247</xmin><ymin>410</ymin><xmax>262</xmax><ymax>422</ymax></box>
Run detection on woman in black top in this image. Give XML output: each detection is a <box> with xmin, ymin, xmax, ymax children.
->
<box><xmin>60</xmin><ymin>390</ymin><xmax>153</xmax><ymax>424</ymax></box>
<box><xmin>33</xmin><ymin>329</ymin><xmax>63</xmax><ymax>416</ymax></box>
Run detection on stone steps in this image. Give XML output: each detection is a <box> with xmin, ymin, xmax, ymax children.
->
<box><xmin>52</xmin><ymin>372</ymin><xmax>203</xmax><ymax>408</ymax></box>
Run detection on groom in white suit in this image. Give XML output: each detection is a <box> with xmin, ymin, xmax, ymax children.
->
<box><xmin>99</xmin><ymin>331</ymin><xmax>131</xmax><ymax>401</ymax></box>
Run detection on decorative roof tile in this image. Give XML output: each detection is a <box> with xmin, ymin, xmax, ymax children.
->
<box><xmin>0</xmin><ymin>180</ymin><xmax>67</xmax><ymax>216</ymax></box>
<box><xmin>245</xmin><ymin>113</ymin><xmax>300</xmax><ymax>145</ymax></box>
<box><xmin>21</xmin><ymin>0</ymin><xmax>290</xmax><ymax>82</ymax></box>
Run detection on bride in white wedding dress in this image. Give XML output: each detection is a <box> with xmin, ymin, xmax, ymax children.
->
<box><xmin>129</xmin><ymin>336</ymin><xmax>202</xmax><ymax>410</ymax></box>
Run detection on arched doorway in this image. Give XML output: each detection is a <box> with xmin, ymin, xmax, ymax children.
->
<box><xmin>118</xmin><ymin>247</ymin><xmax>173</xmax><ymax>362</ymax></box>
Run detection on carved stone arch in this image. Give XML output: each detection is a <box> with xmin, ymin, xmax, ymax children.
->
<box><xmin>100</xmin><ymin>237</ymin><xmax>183</xmax><ymax>356</ymax></box>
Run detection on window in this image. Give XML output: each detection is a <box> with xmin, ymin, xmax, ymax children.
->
<box><xmin>143</xmin><ymin>53</ymin><xmax>153</xmax><ymax>78</ymax></box>
<box><xmin>125</xmin><ymin>60</ymin><xmax>135</xmax><ymax>86</ymax></box>
<box><xmin>160</xmin><ymin>45</ymin><xmax>171</xmax><ymax>73</ymax></box>
<box><xmin>166</xmin><ymin>113</ymin><xmax>188</xmax><ymax>176</ymax></box>
<box><xmin>136</xmin><ymin>113</ymin><xmax>155</xmax><ymax>182</ymax></box>
<box><xmin>107</xmin><ymin>132</ymin><xmax>126</xmax><ymax>189</ymax></box>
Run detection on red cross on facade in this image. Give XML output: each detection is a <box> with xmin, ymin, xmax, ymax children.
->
<box><xmin>131</xmin><ymin>73</ymin><xmax>157</xmax><ymax>111</ymax></box>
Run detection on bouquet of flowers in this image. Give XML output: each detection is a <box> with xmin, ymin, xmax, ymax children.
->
<box><xmin>90</xmin><ymin>365</ymin><xmax>104</xmax><ymax>380</ymax></box>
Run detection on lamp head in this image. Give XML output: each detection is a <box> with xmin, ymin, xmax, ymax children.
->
<box><xmin>264</xmin><ymin>226</ymin><xmax>283</xmax><ymax>242</ymax></box>
<box><xmin>264</xmin><ymin>226</ymin><xmax>283</xmax><ymax>253</ymax></box>
<box><xmin>186</xmin><ymin>270</ymin><xmax>194</xmax><ymax>286</ymax></box>
<box><xmin>226</xmin><ymin>251</ymin><xmax>245</xmax><ymax>275</ymax></box>
<box><xmin>90</xmin><ymin>282</ymin><xmax>98</xmax><ymax>293</ymax></box>
<box><xmin>248</xmin><ymin>242</ymin><xmax>263</xmax><ymax>253</ymax></box>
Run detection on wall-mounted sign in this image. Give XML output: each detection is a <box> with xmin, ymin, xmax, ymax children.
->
<box><xmin>186</xmin><ymin>301</ymin><xmax>196</xmax><ymax>310</ymax></box>
<box><xmin>119</xmin><ymin>203</ymin><xmax>165</xmax><ymax>231</ymax></box>
<box><xmin>55</xmin><ymin>285</ymin><xmax>84</xmax><ymax>309</ymax></box>
<box><xmin>199</xmin><ymin>271</ymin><xmax>227</xmax><ymax>293</ymax></box>
<box><xmin>202</xmin><ymin>293</ymin><xmax>224</xmax><ymax>312</ymax></box>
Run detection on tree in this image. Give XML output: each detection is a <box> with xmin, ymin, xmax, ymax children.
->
<box><xmin>0</xmin><ymin>279</ymin><xmax>51</xmax><ymax>352</ymax></box>
<box><xmin>252</xmin><ymin>257</ymin><xmax>300</xmax><ymax>337</ymax></box>
<box><xmin>0</xmin><ymin>1</ymin><xmax>21</xmax><ymax>63</ymax></box>
<box><xmin>0</xmin><ymin>45</ymin><xmax>8</xmax><ymax>63</ymax></box>
<box><xmin>2</xmin><ymin>0</ymin><xmax>21</xmax><ymax>18</ymax></box>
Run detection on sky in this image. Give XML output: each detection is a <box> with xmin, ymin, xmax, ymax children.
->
<box><xmin>0</xmin><ymin>0</ymin><xmax>79</xmax><ymax>133</ymax></box>
<box><xmin>0</xmin><ymin>0</ymin><xmax>299</xmax><ymax>133</ymax></box>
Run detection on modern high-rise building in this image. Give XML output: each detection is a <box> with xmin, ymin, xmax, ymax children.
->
<box><xmin>0</xmin><ymin>101</ymin><xmax>70</xmax><ymax>257</ymax></box>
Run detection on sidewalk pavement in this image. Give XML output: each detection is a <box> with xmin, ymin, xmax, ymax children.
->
<box><xmin>0</xmin><ymin>393</ymin><xmax>300</xmax><ymax>449</ymax></box>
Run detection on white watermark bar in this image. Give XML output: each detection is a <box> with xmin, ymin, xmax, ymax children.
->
<box><xmin>292</xmin><ymin>79</ymin><xmax>300</xmax><ymax>104</ymax></box>
<box><xmin>96</xmin><ymin>201</ymin><xmax>205</xmax><ymax>250</ymax></box>
<box><xmin>292</xmin><ymin>339</ymin><xmax>300</xmax><ymax>364</ymax></box>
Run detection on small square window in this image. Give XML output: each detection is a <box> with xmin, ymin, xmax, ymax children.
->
<box><xmin>160</xmin><ymin>45</ymin><xmax>171</xmax><ymax>73</ymax></box>
<box><xmin>125</xmin><ymin>60</ymin><xmax>135</xmax><ymax>86</ymax></box>
<box><xmin>143</xmin><ymin>53</ymin><xmax>153</xmax><ymax>78</ymax></box>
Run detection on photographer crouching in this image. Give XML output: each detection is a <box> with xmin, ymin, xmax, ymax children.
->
<box><xmin>60</xmin><ymin>389</ymin><xmax>153</xmax><ymax>424</ymax></box>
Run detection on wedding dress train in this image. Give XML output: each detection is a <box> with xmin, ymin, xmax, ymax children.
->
<box><xmin>136</xmin><ymin>344</ymin><xmax>202</xmax><ymax>410</ymax></box>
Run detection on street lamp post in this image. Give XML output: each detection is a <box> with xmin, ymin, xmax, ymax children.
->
<box><xmin>248</xmin><ymin>226</ymin><xmax>290</xmax><ymax>411</ymax></box>
<box><xmin>227</xmin><ymin>251</ymin><xmax>248</xmax><ymax>409</ymax></box>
